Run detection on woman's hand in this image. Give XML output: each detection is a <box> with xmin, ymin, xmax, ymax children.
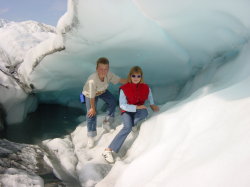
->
<box><xmin>136</xmin><ymin>105</ymin><xmax>147</xmax><ymax>109</ymax></box>
<box><xmin>87</xmin><ymin>108</ymin><xmax>96</xmax><ymax>117</ymax></box>
<box><xmin>150</xmin><ymin>105</ymin><xmax>159</xmax><ymax>112</ymax></box>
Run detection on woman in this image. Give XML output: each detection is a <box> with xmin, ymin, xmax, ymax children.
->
<box><xmin>102</xmin><ymin>66</ymin><xmax>159</xmax><ymax>163</ymax></box>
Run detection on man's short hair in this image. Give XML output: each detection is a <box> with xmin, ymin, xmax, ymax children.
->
<box><xmin>96</xmin><ymin>57</ymin><xmax>109</xmax><ymax>68</ymax></box>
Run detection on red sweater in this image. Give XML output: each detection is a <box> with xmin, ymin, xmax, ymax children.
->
<box><xmin>120</xmin><ymin>83</ymin><xmax>149</xmax><ymax>111</ymax></box>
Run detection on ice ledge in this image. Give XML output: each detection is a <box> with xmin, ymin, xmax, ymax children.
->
<box><xmin>18</xmin><ymin>35</ymin><xmax>66</xmax><ymax>92</ymax></box>
<box><xmin>18</xmin><ymin>0</ymin><xmax>79</xmax><ymax>92</ymax></box>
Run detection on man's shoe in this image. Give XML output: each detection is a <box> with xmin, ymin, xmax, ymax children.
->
<box><xmin>87</xmin><ymin>137</ymin><xmax>95</xmax><ymax>148</ymax></box>
<box><xmin>102</xmin><ymin>150</ymin><xmax>114</xmax><ymax>163</ymax></box>
<box><xmin>102</xmin><ymin>121</ymin><xmax>111</xmax><ymax>132</ymax></box>
<box><xmin>102</xmin><ymin>116</ymin><xmax>114</xmax><ymax>132</ymax></box>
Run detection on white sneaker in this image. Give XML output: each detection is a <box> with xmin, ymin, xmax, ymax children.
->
<box><xmin>102</xmin><ymin>150</ymin><xmax>114</xmax><ymax>163</ymax></box>
<box><xmin>87</xmin><ymin>137</ymin><xmax>95</xmax><ymax>148</ymax></box>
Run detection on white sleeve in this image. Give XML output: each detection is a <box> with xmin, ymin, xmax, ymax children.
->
<box><xmin>148</xmin><ymin>88</ymin><xmax>155</xmax><ymax>105</ymax></box>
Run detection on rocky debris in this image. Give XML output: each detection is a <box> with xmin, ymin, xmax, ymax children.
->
<box><xmin>0</xmin><ymin>139</ymin><xmax>65</xmax><ymax>186</ymax></box>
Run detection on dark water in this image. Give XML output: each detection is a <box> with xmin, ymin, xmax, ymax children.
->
<box><xmin>1</xmin><ymin>104</ymin><xmax>85</xmax><ymax>144</ymax></box>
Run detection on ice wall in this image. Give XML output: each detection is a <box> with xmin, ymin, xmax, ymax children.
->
<box><xmin>0</xmin><ymin>20</ymin><xmax>56</xmax><ymax>123</ymax></box>
<box><xmin>1</xmin><ymin>0</ymin><xmax>250</xmax><ymax>123</ymax></box>
<box><xmin>17</xmin><ymin>0</ymin><xmax>250</xmax><ymax>108</ymax></box>
<box><xmin>0</xmin><ymin>71</ymin><xmax>37</xmax><ymax>124</ymax></box>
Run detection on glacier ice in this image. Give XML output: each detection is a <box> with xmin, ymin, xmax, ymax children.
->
<box><xmin>15</xmin><ymin>0</ymin><xmax>250</xmax><ymax>110</ymax></box>
<box><xmin>1</xmin><ymin>0</ymin><xmax>250</xmax><ymax>123</ymax></box>
<box><xmin>0</xmin><ymin>19</ymin><xmax>56</xmax><ymax>123</ymax></box>
<box><xmin>1</xmin><ymin>0</ymin><xmax>250</xmax><ymax>186</ymax></box>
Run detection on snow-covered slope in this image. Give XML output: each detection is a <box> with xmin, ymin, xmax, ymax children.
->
<box><xmin>0</xmin><ymin>20</ymin><xmax>55</xmax><ymax>68</ymax></box>
<box><xmin>0</xmin><ymin>19</ymin><xmax>10</xmax><ymax>28</ymax></box>
<box><xmin>0</xmin><ymin>20</ymin><xmax>56</xmax><ymax>123</ymax></box>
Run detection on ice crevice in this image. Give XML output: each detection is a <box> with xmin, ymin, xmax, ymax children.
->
<box><xmin>41</xmin><ymin>136</ymin><xmax>81</xmax><ymax>186</ymax></box>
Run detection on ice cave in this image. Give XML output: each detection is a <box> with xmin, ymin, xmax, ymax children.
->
<box><xmin>0</xmin><ymin>0</ymin><xmax>250</xmax><ymax>186</ymax></box>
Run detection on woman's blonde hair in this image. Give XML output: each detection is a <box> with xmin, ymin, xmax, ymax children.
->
<box><xmin>127</xmin><ymin>66</ymin><xmax>144</xmax><ymax>83</ymax></box>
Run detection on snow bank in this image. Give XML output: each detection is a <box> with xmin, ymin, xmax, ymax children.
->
<box><xmin>97</xmin><ymin>42</ymin><xmax>250</xmax><ymax>187</ymax></box>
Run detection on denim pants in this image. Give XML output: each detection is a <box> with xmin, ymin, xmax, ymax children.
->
<box><xmin>85</xmin><ymin>90</ymin><xmax>116</xmax><ymax>137</ymax></box>
<box><xmin>108</xmin><ymin>109</ymin><xmax>148</xmax><ymax>153</ymax></box>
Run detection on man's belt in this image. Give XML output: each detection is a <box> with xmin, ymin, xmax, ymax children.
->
<box><xmin>96</xmin><ymin>90</ymin><xmax>106</xmax><ymax>96</ymax></box>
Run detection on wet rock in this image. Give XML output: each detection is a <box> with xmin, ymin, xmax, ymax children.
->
<box><xmin>0</xmin><ymin>139</ymin><xmax>64</xmax><ymax>186</ymax></box>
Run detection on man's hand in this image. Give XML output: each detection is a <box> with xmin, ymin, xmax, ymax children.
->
<box><xmin>136</xmin><ymin>105</ymin><xmax>147</xmax><ymax>110</ymax></box>
<box><xmin>87</xmin><ymin>108</ymin><xmax>96</xmax><ymax>117</ymax></box>
<box><xmin>150</xmin><ymin>105</ymin><xmax>159</xmax><ymax>112</ymax></box>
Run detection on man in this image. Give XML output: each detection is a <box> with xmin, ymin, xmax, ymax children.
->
<box><xmin>82</xmin><ymin>57</ymin><xmax>127</xmax><ymax>148</ymax></box>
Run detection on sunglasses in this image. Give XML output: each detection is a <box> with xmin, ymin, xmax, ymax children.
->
<box><xmin>131</xmin><ymin>75</ymin><xmax>141</xmax><ymax>78</ymax></box>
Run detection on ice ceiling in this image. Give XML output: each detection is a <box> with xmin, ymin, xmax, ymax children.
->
<box><xmin>15</xmin><ymin>0</ymin><xmax>250</xmax><ymax>116</ymax></box>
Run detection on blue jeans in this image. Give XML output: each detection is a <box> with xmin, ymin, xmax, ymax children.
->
<box><xmin>85</xmin><ymin>90</ymin><xmax>116</xmax><ymax>137</ymax></box>
<box><xmin>108</xmin><ymin>109</ymin><xmax>148</xmax><ymax>153</ymax></box>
